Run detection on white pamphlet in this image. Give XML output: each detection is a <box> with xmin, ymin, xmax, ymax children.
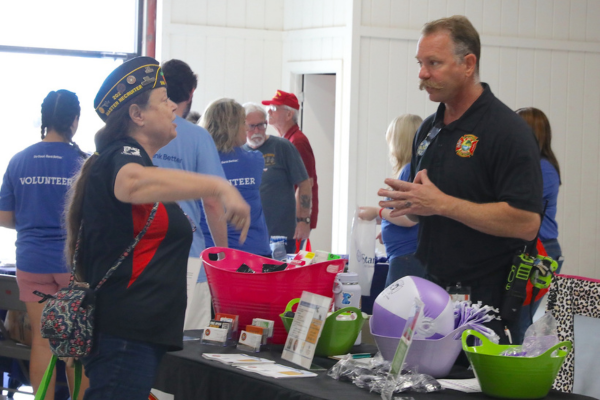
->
<box><xmin>281</xmin><ymin>291</ymin><xmax>332</xmax><ymax>369</ymax></box>
<box><xmin>237</xmin><ymin>363</ymin><xmax>318</xmax><ymax>378</ymax></box>
<box><xmin>202</xmin><ymin>353</ymin><xmax>275</xmax><ymax>366</ymax></box>
<box><xmin>438</xmin><ymin>378</ymin><xmax>482</xmax><ymax>393</ymax></box>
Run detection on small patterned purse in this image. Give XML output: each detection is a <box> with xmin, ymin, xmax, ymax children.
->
<box><xmin>35</xmin><ymin>203</ymin><xmax>158</xmax><ymax>357</ymax></box>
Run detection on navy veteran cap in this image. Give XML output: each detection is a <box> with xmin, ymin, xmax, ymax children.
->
<box><xmin>94</xmin><ymin>56</ymin><xmax>167</xmax><ymax>121</ymax></box>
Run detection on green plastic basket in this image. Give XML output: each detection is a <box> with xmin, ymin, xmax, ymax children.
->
<box><xmin>280</xmin><ymin>298</ymin><xmax>365</xmax><ymax>357</ymax></box>
<box><xmin>461</xmin><ymin>329</ymin><xmax>571</xmax><ymax>399</ymax></box>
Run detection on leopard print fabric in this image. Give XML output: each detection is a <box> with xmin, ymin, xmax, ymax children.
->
<box><xmin>546</xmin><ymin>274</ymin><xmax>600</xmax><ymax>392</ymax></box>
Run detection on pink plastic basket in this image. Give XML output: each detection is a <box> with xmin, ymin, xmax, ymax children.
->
<box><xmin>202</xmin><ymin>247</ymin><xmax>345</xmax><ymax>344</ymax></box>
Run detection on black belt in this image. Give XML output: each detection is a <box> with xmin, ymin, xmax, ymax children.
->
<box><xmin>427</xmin><ymin>272</ymin><xmax>505</xmax><ymax>289</ymax></box>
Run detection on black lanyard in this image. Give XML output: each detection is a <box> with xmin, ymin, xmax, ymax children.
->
<box><xmin>416</xmin><ymin>121</ymin><xmax>443</xmax><ymax>172</ymax></box>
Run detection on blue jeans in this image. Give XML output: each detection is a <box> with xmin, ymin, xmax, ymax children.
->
<box><xmin>385</xmin><ymin>253</ymin><xmax>426</xmax><ymax>288</ymax></box>
<box><xmin>81</xmin><ymin>333</ymin><xmax>168</xmax><ymax>400</ymax></box>
<box><xmin>516</xmin><ymin>239</ymin><xmax>564</xmax><ymax>343</ymax></box>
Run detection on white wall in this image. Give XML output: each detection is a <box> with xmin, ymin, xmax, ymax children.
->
<box><xmin>157</xmin><ymin>0</ymin><xmax>284</xmax><ymax>113</ymax></box>
<box><xmin>283</xmin><ymin>0</ymin><xmax>347</xmax><ymax>29</ymax></box>
<box><xmin>159</xmin><ymin>0</ymin><xmax>600</xmax><ymax>278</ymax></box>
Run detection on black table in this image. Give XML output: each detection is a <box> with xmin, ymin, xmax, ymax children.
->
<box><xmin>153</xmin><ymin>332</ymin><xmax>595</xmax><ymax>400</ymax></box>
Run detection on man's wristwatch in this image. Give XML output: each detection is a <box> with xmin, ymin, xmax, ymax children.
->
<box><xmin>296</xmin><ymin>217</ymin><xmax>311</xmax><ymax>224</ymax></box>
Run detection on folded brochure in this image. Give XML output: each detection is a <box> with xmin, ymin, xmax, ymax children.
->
<box><xmin>202</xmin><ymin>353</ymin><xmax>275</xmax><ymax>366</ymax></box>
<box><xmin>237</xmin><ymin>363</ymin><xmax>317</xmax><ymax>378</ymax></box>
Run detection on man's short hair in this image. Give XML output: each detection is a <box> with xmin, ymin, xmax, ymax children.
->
<box><xmin>282</xmin><ymin>105</ymin><xmax>299</xmax><ymax>124</ymax></box>
<box><xmin>162</xmin><ymin>59</ymin><xmax>198</xmax><ymax>103</ymax></box>
<box><xmin>242</xmin><ymin>102</ymin><xmax>267</xmax><ymax>120</ymax></box>
<box><xmin>422</xmin><ymin>15</ymin><xmax>480</xmax><ymax>74</ymax></box>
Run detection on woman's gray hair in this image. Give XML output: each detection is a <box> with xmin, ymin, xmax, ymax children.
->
<box><xmin>242</xmin><ymin>102</ymin><xmax>267</xmax><ymax>119</ymax></box>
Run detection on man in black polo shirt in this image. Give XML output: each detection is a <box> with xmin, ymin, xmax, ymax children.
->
<box><xmin>379</xmin><ymin>16</ymin><xmax>543</xmax><ymax>344</ymax></box>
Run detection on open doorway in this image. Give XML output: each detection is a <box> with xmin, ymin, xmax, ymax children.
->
<box><xmin>298</xmin><ymin>74</ymin><xmax>336</xmax><ymax>252</ymax></box>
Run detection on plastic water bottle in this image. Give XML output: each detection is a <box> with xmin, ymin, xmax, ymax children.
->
<box><xmin>270</xmin><ymin>236</ymin><xmax>287</xmax><ymax>261</ymax></box>
<box><xmin>333</xmin><ymin>272</ymin><xmax>362</xmax><ymax>345</ymax></box>
<box><xmin>334</xmin><ymin>272</ymin><xmax>361</xmax><ymax>309</ymax></box>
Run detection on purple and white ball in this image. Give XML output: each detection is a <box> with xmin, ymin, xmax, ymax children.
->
<box><xmin>371</xmin><ymin>276</ymin><xmax>454</xmax><ymax>339</ymax></box>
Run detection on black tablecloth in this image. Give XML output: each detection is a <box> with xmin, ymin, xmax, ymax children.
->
<box><xmin>153</xmin><ymin>332</ymin><xmax>595</xmax><ymax>400</ymax></box>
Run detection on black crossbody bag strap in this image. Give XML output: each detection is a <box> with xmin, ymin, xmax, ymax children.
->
<box><xmin>71</xmin><ymin>202</ymin><xmax>159</xmax><ymax>291</ymax></box>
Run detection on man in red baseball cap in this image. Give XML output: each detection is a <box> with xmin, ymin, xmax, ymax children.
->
<box><xmin>262</xmin><ymin>90</ymin><xmax>319</xmax><ymax>246</ymax></box>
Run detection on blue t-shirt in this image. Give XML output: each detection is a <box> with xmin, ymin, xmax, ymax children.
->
<box><xmin>380</xmin><ymin>163</ymin><xmax>419</xmax><ymax>260</ymax></box>
<box><xmin>200</xmin><ymin>147</ymin><xmax>270</xmax><ymax>256</ymax></box>
<box><xmin>153</xmin><ymin>116</ymin><xmax>226</xmax><ymax>282</ymax></box>
<box><xmin>0</xmin><ymin>142</ymin><xmax>82</xmax><ymax>273</ymax></box>
<box><xmin>539</xmin><ymin>158</ymin><xmax>559</xmax><ymax>241</ymax></box>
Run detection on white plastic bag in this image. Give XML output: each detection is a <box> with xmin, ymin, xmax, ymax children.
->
<box><xmin>347</xmin><ymin>208</ymin><xmax>377</xmax><ymax>296</ymax></box>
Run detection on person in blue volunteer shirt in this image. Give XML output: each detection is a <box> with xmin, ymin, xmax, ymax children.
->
<box><xmin>0</xmin><ymin>89</ymin><xmax>89</xmax><ymax>399</ymax></box>
<box><xmin>359</xmin><ymin>114</ymin><xmax>426</xmax><ymax>287</ymax></box>
<box><xmin>153</xmin><ymin>59</ymin><xmax>228</xmax><ymax>331</ymax></box>
<box><xmin>516</xmin><ymin>107</ymin><xmax>563</xmax><ymax>341</ymax></box>
<box><xmin>199</xmin><ymin>99</ymin><xmax>271</xmax><ymax>257</ymax></box>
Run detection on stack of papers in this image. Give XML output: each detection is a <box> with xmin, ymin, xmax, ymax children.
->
<box><xmin>237</xmin><ymin>363</ymin><xmax>318</xmax><ymax>378</ymax></box>
<box><xmin>202</xmin><ymin>353</ymin><xmax>275</xmax><ymax>366</ymax></box>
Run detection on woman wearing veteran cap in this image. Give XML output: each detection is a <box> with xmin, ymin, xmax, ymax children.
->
<box><xmin>64</xmin><ymin>57</ymin><xmax>250</xmax><ymax>400</ymax></box>
<box><xmin>0</xmin><ymin>89</ymin><xmax>88</xmax><ymax>399</ymax></box>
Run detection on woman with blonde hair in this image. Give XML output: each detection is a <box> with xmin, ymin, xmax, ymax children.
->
<box><xmin>359</xmin><ymin>114</ymin><xmax>425</xmax><ymax>287</ymax></box>
<box><xmin>199</xmin><ymin>98</ymin><xmax>271</xmax><ymax>256</ymax></box>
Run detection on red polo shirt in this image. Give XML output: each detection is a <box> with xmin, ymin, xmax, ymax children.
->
<box><xmin>284</xmin><ymin>125</ymin><xmax>318</xmax><ymax>229</ymax></box>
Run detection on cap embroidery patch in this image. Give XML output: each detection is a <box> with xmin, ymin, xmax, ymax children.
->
<box><xmin>142</xmin><ymin>76</ymin><xmax>155</xmax><ymax>86</ymax></box>
<box><xmin>261</xmin><ymin>89</ymin><xmax>300</xmax><ymax>110</ymax></box>
<box><xmin>94</xmin><ymin>57</ymin><xmax>166</xmax><ymax>122</ymax></box>
<box><xmin>122</xmin><ymin>146</ymin><xmax>141</xmax><ymax>157</ymax></box>
<box><xmin>455</xmin><ymin>134</ymin><xmax>479</xmax><ymax>158</ymax></box>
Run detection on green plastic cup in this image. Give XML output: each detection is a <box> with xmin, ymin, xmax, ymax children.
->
<box><xmin>461</xmin><ymin>329</ymin><xmax>571</xmax><ymax>399</ymax></box>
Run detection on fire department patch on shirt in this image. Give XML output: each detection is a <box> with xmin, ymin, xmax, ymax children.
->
<box><xmin>455</xmin><ymin>134</ymin><xmax>479</xmax><ymax>158</ymax></box>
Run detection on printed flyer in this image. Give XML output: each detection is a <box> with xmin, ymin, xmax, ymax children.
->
<box><xmin>281</xmin><ymin>291</ymin><xmax>332</xmax><ymax>369</ymax></box>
